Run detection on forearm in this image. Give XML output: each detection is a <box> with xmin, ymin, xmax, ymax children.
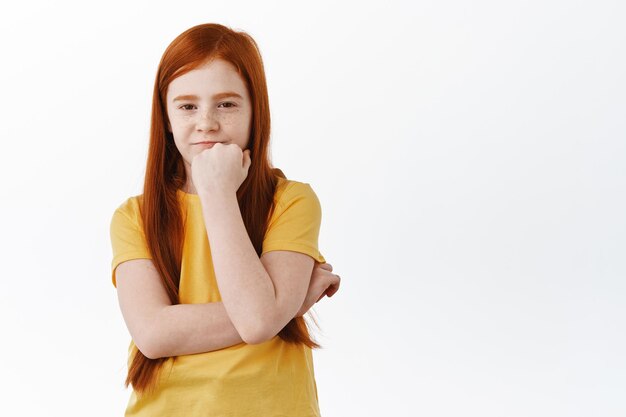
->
<box><xmin>149</xmin><ymin>301</ymin><xmax>244</xmax><ymax>358</ymax></box>
<box><xmin>200</xmin><ymin>191</ymin><xmax>277</xmax><ymax>343</ymax></box>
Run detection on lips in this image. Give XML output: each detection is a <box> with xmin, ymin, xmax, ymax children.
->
<box><xmin>195</xmin><ymin>141</ymin><xmax>221</xmax><ymax>145</ymax></box>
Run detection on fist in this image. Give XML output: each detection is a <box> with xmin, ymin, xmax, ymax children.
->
<box><xmin>191</xmin><ymin>143</ymin><xmax>252</xmax><ymax>196</ymax></box>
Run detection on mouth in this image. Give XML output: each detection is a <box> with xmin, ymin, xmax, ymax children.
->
<box><xmin>194</xmin><ymin>141</ymin><xmax>222</xmax><ymax>145</ymax></box>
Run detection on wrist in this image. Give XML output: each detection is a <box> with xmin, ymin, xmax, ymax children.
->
<box><xmin>198</xmin><ymin>188</ymin><xmax>237</xmax><ymax>204</ymax></box>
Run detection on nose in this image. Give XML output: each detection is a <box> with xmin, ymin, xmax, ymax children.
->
<box><xmin>196</xmin><ymin>108</ymin><xmax>219</xmax><ymax>132</ymax></box>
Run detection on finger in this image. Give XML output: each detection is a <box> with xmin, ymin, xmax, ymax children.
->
<box><xmin>329</xmin><ymin>275</ymin><xmax>340</xmax><ymax>294</ymax></box>
<box><xmin>327</xmin><ymin>283</ymin><xmax>339</xmax><ymax>297</ymax></box>
<box><xmin>319</xmin><ymin>263</ymin><xmax>333</xmax><ymax>271</ymax></box>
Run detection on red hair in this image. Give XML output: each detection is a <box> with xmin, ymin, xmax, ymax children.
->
<box><xmin>125</xmin><ymin>23</ymin><xmax>321</xmax><ymax>396</ymax></box>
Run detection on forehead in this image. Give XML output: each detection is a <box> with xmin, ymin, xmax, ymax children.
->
<box><xmin>166</xmin><ymin>59</ymin><xmax>248</xmax><ymax>100</ymax></box>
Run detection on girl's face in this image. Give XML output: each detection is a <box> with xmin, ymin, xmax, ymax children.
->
<box><xmin>165</xmin><ymin>58</ymin><xmax>252</xmax><ymax>172</ymax></box>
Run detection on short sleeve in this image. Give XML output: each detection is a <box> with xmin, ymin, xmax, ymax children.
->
<box><xmin>262</xmin><ymin>181</ymin><xmax>326</xmax><ymax>264</ymax></box>
<box><xmin>109</xmin><ymin>198</ymin><xmax>152</xmax><ymax>288</ymax></box>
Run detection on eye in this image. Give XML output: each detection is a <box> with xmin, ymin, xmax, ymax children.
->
<box><xmin>218</xmin><ymin>102</ymin><xmax>236</xmax><ymax>108</ymax></box>
<box><xmin>179</xmin><ymin>104</ymin><xmax>196</xmax><ymax>110</ymax></box>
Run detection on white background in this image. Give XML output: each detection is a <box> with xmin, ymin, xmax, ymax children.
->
<box><xmin>0</xmin><ymin>1</ymin><xmax>624</xmax><ymax>416</ymax></box>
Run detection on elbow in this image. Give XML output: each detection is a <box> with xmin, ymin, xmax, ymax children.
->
<box><xmin>240</xmin><ymin>333</ymin><xmax>265</xmax><ymax>345</ymax></box>
<box><xmin>134</xmin><ymin>336</ymin><xmax>161</xmax><ymax>360</ymax></box>
<box><xmin>134</xmin><ymin>321</ymin><xmax>164</xmax><ymax>360</ymax></box>
<box><xmin>240</xmin><ymin>327</ymin><xmax>268</xmax><ymax>345</ymax></box>
<box><xmin>242</xmin><ymin>331</ymin><xmax>269</xmax><ymax>345</ymax></box>
<box><xmin>240</xmin><ymin>307</ymin><xmax>295</xmax><ymax>344</ymax></box>
<box><xmin>141</xmin><ymin>346</ymin><xmax>161</xmax><ymax>360</ymax></box>
<box><xmin>239</xmin><ymin>319</ymin><xmax>272</xmax><ymax>345</ymax></box>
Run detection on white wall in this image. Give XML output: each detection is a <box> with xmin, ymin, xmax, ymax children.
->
<box><xmin>0</xmin><ymin>1</ymin><xmax>624</xmax><ymax>416</ymax></box>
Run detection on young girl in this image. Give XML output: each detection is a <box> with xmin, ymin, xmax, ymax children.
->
<box><xmin>109</xmin><ymin>23</ymin><xmax>341</xmax><ymax>416</ymax></box>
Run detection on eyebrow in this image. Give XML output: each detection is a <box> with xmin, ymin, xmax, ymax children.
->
<box><xmin>172</xmin><ymin>92</ymin><xmax>243</xmax><ymax>102</ymax></box>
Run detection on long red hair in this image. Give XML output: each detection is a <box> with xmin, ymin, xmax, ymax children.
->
<box><xmin>125</xmin><ymin>23</ymin><xmax>321</xmax><ymax>396</ymax></box>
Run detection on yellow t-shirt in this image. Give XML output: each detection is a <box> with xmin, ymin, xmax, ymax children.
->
<box><xmin>109</xmin><ymin>177</ymin><xmax>326</xmax><ymax>417</ymax></box>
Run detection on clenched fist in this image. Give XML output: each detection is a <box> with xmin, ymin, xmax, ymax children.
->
<box><xmin>191</xmin><ymin>143</ymin><xmax>251</xmax><ymax>196</ymax></box>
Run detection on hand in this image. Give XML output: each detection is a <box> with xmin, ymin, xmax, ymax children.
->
<box><xmin>191</xmin><ymin>143</ymin><xmax>252</xmax><ymax>196</ymax></box>
<box><xmin>295</xmin><ymin>262</ymin><xmax>341</xmax><ymax>318</ymax></box>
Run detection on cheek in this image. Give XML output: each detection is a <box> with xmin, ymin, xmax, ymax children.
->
<box><xmin>218</xmin><ymin>113</ymin><xmax>241</xmax><ymax>126</ymax></box>
<box><xmin>170</xmin><ymin>117</ymin><xmax>195</xmax><ymax>134</ymax></box>
<box><xmin>179</xmin><ymin>114</ymin><xmax>195</xmax><ymax>125</ymax></box>
<box><xmin>222</xmin><ymin>114</ymin><xmax>251</xmax><ymax>134</ymax></box>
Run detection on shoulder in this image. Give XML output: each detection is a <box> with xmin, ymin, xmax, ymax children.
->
<box><xmin>263</xmin><ymin>177</ymin><xmax>325</xmax><ymax>261</ymax></box>
<box><xmin>273</xmin><ymin>178</ymin><xmax>320</xmax><ymax>210</ymax></box>
<box><xmin>111</xmin><ymin>194</ymin><xmax>144</xmax><ymax>226</ymax></box>
<box><xmin>270</xmin><ymin>178</ymin><xmax>322</xmax><ymax>224</ymax></box>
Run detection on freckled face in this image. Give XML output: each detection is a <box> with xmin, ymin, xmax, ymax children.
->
<box><xmin>165</xmin><ymin>59</ymin><xmax>252</xmax><ymax>171</ymax></box>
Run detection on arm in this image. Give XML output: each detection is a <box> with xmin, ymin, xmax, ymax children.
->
<box><xmin>115</xmin><ymin>259</ymin><xmax>243</xmax><ymax>359</ymax></box>
<box><xmin>156</xmin><ymin>260</ymin><xmax>342</xmax><ymax>355</ymax></box>
<box><xmin>200</xmin><ymin>191</ymin><xmax>310</xmax><ymax>344</ymax></box>
<box><xmin>115</xmin><ymin>257</ymin><xmax>335</xmax><ymax>358</ymax></box>
<box><xmin>150</xmin><ymin>302</ymin><xmax>243</xmax><ymax>358</ymax></box>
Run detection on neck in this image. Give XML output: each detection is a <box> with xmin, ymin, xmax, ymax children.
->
<box><xmin>183</xmin><ymin>180</ymin><xmax>198</xmax><ymax>194</ymax></box>
<box><xmin>182</xmin><ymin>162</ymin><xmax>198</xmax><ymax>194</ymax></box>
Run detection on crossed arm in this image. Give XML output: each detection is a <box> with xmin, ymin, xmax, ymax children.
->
<box><xmin>199</xmin><ymin>189</ymin><xmax>314</xmax><ymax>345</ymax></box>
<box><xmin>115</xmin><ymin>190</ymin><xmax>332</xmax><ymax>359</ymax></box>
<box><xmin>116</xmin><ymin>254</ymin><xmax>333</xmax><ymax>359</ymax></box>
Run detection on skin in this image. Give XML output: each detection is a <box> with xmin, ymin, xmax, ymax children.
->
<box><xmin>165</xmin><ymin>58</ymin><xmax>252</xmax><ymax>194</ymax></box>
<box><xmin>115</xmin><ymin>259</ymin><xmax>338</xmax><ymax>357</ymax></box>
<box><xmin>158</xmin><ymin>58</ymin><xmax>340</xmax><ymax>344</ymax></box>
